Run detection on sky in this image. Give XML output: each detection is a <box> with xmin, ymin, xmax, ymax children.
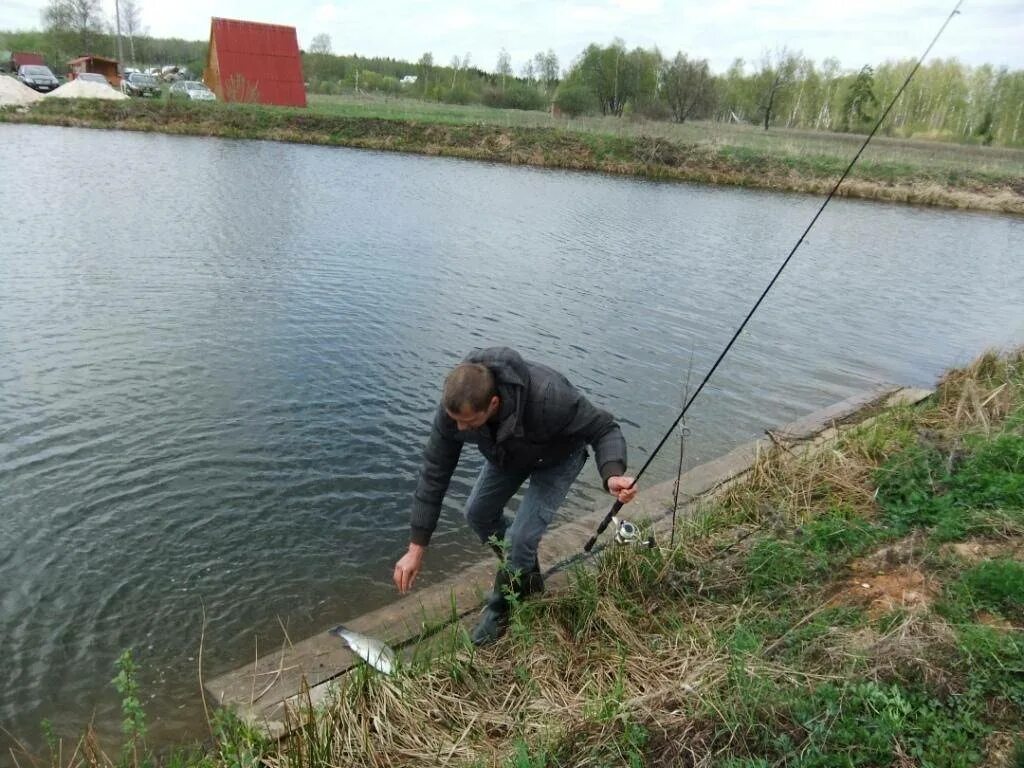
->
<box><xmin>2</xmin><ymin>0</ymin><xmax>1022</xmax><ymax>75</ymax></box>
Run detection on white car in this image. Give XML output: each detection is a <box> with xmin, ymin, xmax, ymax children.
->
<box><xmin>168</xmin><ymin>80</ymin><xmax>216</xmax><ymax>101</ymax></box>
<box><xmin>76</xmin><ymin>72</ymin><xmax>112</xmax><ymax>86</ymax></box>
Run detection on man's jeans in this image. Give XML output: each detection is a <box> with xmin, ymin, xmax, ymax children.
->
<box><xmin>463</xmin><ymin>447</ymin><xmax>587</xmax><ymax>574</ymax></box>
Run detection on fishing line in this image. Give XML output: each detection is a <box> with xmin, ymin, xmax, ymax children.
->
<box><xmin>584</xmin><ymin>0</ymin><xmax>965</xmax><ymax>553</ymax></box>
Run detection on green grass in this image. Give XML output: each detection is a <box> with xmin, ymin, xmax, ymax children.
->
<box><xmin>306</xmin><ymin>93</ymin><xmax>1024</xmax><ymax>181</ymax></box>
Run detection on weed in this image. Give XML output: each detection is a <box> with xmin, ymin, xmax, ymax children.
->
<box><xmin>209</xmin><ymin>709</ymin><xmax>266</xmax><ymax>768</ymax></box>
<box><xmin>958</xmin><ymin>559</ymin><xmax>1024</xmax><ymax>622</ymax></box>
<box><xmin>39</xmin><ymin>718</ymin><xmax>59</xmax><ymax>767</ymax></box>
<box><xmin>744</xmin><ymin>538</ymin><xmax>827</xmax><ymax>593</ymax></box>
<box><xmin>505</xmin><ymin>739</ymin><xmax>550</xmax><ymax>768</ymax></box>
<box><xmin>875</xmin><ymin>432</ymin><xmax>1024</xmax><ymax>536</ymax></box>
<box><xmin>111</xmin><ymin>649</ymin><xmax>147</xmax><ymax>766</ymax></box>
<box><xmin>949</xmin><ymin>625</ymin><xmax>1024</xmax><ymax>709</ymax></box>
<box><xmin>874</xmin><ymin>443</ymin><xmax>947</xmax><ymax>530</ymax></box>
<box><xmin>787</xmin><ymin>681</ymin><xmax>988</xmax><ymax>768</ymax></box>
<box><xmin>798</xmin><ymin>506</ymin><xmax>885</xmax><ymax>560</ymax></box>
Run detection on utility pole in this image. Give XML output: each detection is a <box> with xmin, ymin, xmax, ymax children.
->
<box><xmin>114</xmin><ymin>0</ymin><xmax>126</xmax><ymax>76</ymax></box>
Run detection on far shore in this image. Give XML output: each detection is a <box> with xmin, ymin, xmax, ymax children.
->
<box><xmin>3</xmin><ymin>96</ymin><xmax>1023</xmax><ymax>215</ymax></box>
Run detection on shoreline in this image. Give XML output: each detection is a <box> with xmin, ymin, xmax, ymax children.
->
<box><xmin>4</xmin><ymin>99</ymin><xmax>1023</xmax><ymax>215</ymax></box>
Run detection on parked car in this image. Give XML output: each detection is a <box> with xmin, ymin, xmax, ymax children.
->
<box><xmin>75</xmin><ymin>72</ymin><xmax>111</xmax><ymax>86</ymax></box>
<box><xmin>168</xmin><ymin>80</ymin><xmax>216</xmax><ymax>101</ymax></box>
<box><xmin>17</xmin><ymin>64</ymin><xmax>59</xmax><ymax>93</ymax></box>
<box><xmin>122</xmin><ymin>71</ymin><xmax>161</xmax><ymax>97</ymax></box>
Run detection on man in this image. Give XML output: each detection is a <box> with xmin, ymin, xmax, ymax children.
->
<box><xmin>393</xmin><ymin>346</ymin><xmax>637</xmax><ymax>645</ymax></box>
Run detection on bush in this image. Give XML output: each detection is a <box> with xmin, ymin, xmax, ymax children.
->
<box><xmin>553</xmin><ymin>83</ymin><xmax>597</xmax><ymax>117</ymax></box>
<box><xmin>504</xmin><ymin>84</ymin><xmax>546</xmax><ymax>111</ymax></box>
<box><xmin>441</xmin><ymin>86</ymin><xmax>472</xmax><ymax>105</ymax></box>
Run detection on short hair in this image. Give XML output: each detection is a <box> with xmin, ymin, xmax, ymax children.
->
<box><xmin>443</xmin><ymin>363</ymin><xmax>496</xmax><ymax>413</ymax></box>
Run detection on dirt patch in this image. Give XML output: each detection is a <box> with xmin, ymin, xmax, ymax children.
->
<box><xmin>982</xmin><ymin>731</ymin><xmax>1020</xmax><ymax>768</ymax></box>
<box><xmin>976</xmin><ymin>611</ymin><xmax>1016</xmax><ymax>631</ymax></box>
<box><xmin>830</xmin><ymin>566</ymin><xmax>938</xmax><ymax>618</ymax></box>
<box><xmin>827</xmin><ymin>535</ymin><xmax>938</xmax><ymax>618</ymax></box>
<box><xmin>943</xmin><ymin>540</ymin><xmax>1024</xmax><ymax>563</ymax></box>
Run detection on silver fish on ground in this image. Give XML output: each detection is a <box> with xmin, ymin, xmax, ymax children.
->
<box><xmin>328</xmin><ymin>624</ymin><xmax>396</xmax><ymax>675</ymax></box>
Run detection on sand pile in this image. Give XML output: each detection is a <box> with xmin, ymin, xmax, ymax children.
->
<box><xmin>45</xmin><ymin>79</ymin><xmax>128</xmax><ymax>100</ymax></box>
<box><xmin>0</xmin><ymin>74</ymin><xmax>44</xmax><ymax>106</ymax></box>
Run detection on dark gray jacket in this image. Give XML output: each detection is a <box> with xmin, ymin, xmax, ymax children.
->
<box><xmin>410</xmin><ymin>347</ymin><xmax>627</xmax><ymax>546</ymax></box>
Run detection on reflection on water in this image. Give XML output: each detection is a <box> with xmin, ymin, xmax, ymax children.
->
<box><xmin>1</xmin><ymin>123</ymin><xmax>1022</xmax><ymax>754</ymax></box>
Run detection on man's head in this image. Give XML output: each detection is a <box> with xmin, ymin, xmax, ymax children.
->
<box><xmin>443</xmin><ymin>362</ymin><xmax>499</xmax><ymax>431</ymax></box>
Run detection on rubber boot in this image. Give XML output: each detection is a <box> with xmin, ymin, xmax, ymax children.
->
<box><xmin>488</xmin><ymin>540</ymin><xmax>543</xmax><ymax>595</ymax></box>
<box><xmin>521</xmin><ymin>558</ymin><xmax>545</xmax><ymax>597</ymax></box>
<box><xmin>471</xmin><ymin>568</ymin><xmax>513</xmax><ymax>646</ymax></box>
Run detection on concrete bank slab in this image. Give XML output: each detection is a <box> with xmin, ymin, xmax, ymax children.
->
<box><xmin>205</xmin><ymin>384</ymin><xmax>933</xmax><ymax>736</ymax></box>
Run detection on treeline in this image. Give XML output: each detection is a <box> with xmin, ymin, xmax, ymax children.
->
<box><xmin>4</xmin><ymin>22</ymin><xmax>1023</xmax><ymax>146</ymax></box>
<box><xmin>306</xmin><ymin>40</ymin><xmax>1024</xmax><ymax>146</ymax></box>
<box><xmin>557</xmin><ymin>43</ymin><xmax>1024</xmax><ymax>146</ymax></box>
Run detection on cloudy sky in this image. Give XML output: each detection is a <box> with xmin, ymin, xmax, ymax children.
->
<box><xmin>2</xmin><ymin>0</ymin><xmax>1021</xmax><ymax>74</ymax></box>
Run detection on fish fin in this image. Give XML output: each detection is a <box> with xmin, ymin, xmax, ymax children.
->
<box><xmin>328</xmin><ymin>624</ymin><xmax>350</xmax><ymax>638</ymax></box>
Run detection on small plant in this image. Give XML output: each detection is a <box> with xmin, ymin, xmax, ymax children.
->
<box><xmin>744</xmin><ymin>538</ymin><xmax>825</xmax><ymax>593</ymax></box>
<box><xmin>40</xmin><ymin>718</ymin><xmax>59</xmax><ymax>767</ymax></box>
<box><xmin>210</xmin><ymin>709</ymin><xmax>267</xmax><ymax>768</ymax></box>
<box><xmin>959</xmin><ymin>559</ymin><xmax>1024</xmax><ymax>622</ymax></box>
<box><xmin>111</xmin><ymin>649</ymin><xmax>147</xmax><ymax>767</ymax></box>
<box><xmin>505</xmin><ymin>739</ymin><xmax>549</xmax><ymax>768</ymax></box>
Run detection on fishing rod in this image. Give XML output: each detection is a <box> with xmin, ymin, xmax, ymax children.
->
<box><xmin>584</xmin><ymin>0</ymin><xmax>965</xmax><ymax>554</ymax></box>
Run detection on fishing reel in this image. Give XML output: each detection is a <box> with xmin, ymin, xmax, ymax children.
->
<box><xmin>612</xmin><ymin>517</ymin><xmax>655</xmax><ymax>548</ymax></box>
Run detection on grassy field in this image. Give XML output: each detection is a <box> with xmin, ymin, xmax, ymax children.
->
<box><xmin>12</xmin><ymin>349</ymin><xmax>1023</xmax><ymax>767</ymax></box>
<box><xmin>2</xmin><ymin>91</ymin><xmax>1023</xmax><ymax>212</ymax></box>
<box><xmin>307</xmin><ymin>93</ymin><xmax>1024</xmax><ymax>180</ymax></box>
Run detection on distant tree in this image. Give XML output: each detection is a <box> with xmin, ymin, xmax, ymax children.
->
<box><xmin>842</xmin><ymin>64</ymin><xmax>879</xmax><ymax>131</ymax></box>
<box><xmin>310</xmin><ymin>33</ymin><xmax>332</xmax><ymax>55</ymax></box>
<box><xmin>496</xmin><ymin>47</ymin><xmax>511</xmax><ymax>91</ymax></box>
<box><xmin>520</xmin><ymin>59</ymin><xmax>535</xmax><ymax>83</ymax></box>
<box><xmin>117</xmin><ymin>0</ymin><xmax>144</xmax><ymax>63</ymax></box>
<box><xmin>755</xmin><ymin>47</ymin><xmax>801</xmax><ymax>129</ymax></box>
<box><xmin>417</xmin><ymin>52</ymin><xmax>433</xmax><ymax>95</ymax></box>
<box><xmin>570</xmin><ymin>40</ymin><xmax>660</xmax><ymax>117</ymax></box>
<box><xmin>575</xmin><ymin>40</ymin><xmax>629</xmax><ymax>116</ymax></box>
<box><xmin>449</xmin><ymin>55</ymin><xmax>460</xmax><ymax>87</ymax></box>
<box><xmin>533</xmin><ymin>49</ymin><xmax>559</xmax><ymax>93</ymax></box>
<box><xmin>662</xmin><ymin>52</ymin><xmax>711</xmax><ymax>122</ymax></box>
<box><xmin>627</xmin><ymin>45</ymin><xmax>662</xmax><ymax>116</ymax></box>
<box><xmin>43</xmin><ymin>0</ymin><xmax>104</xmax><ymax>50</ymax></box>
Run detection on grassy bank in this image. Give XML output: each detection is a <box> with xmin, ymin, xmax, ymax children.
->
<box><xmin>12</xmin><ymin>349</ymin><xmax>1023</xmax><ymax>767</ymax></box>
<box><xmin>3</xmin><ymin>96</ymin><xmax>1023</xmax><ymax>215</ymax></box>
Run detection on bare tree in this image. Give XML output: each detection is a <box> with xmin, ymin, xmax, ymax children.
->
<box><xmin>533</xmin><ymin>49</ymin><xmax>559</xmax><ymax>93</ymax></box>
<box><xmin>496</xmin><ymin>48</ymin><xmax>511</xmax><ymax>91</ymax></box>
<box><xmin>43</xmin><ymin>0</ymin><xmax>104</xmax><ymax>49</ymax></box>
<box><xmin>756</xmin><ymin>47</ymin><xmax>801</xmax><ymax>130</ymax></box>
<box><xmin>310</xmin><ymin>33</ymin><xmax>332</xmax><ymax>55</ymax></box>
<box><xmin>450</xmin><ymin>55</ymin><xmax>460</xmax><ymax>88</ymax></box>
<box><xmin>117</xmin><ymin>0</ymin><xmax>144</xmax><ymax>63</ymax></box>
<box><xmin>417</xmin><ymin>52</ymin><xmax>433</xmax><ymax>94</ymax></box>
